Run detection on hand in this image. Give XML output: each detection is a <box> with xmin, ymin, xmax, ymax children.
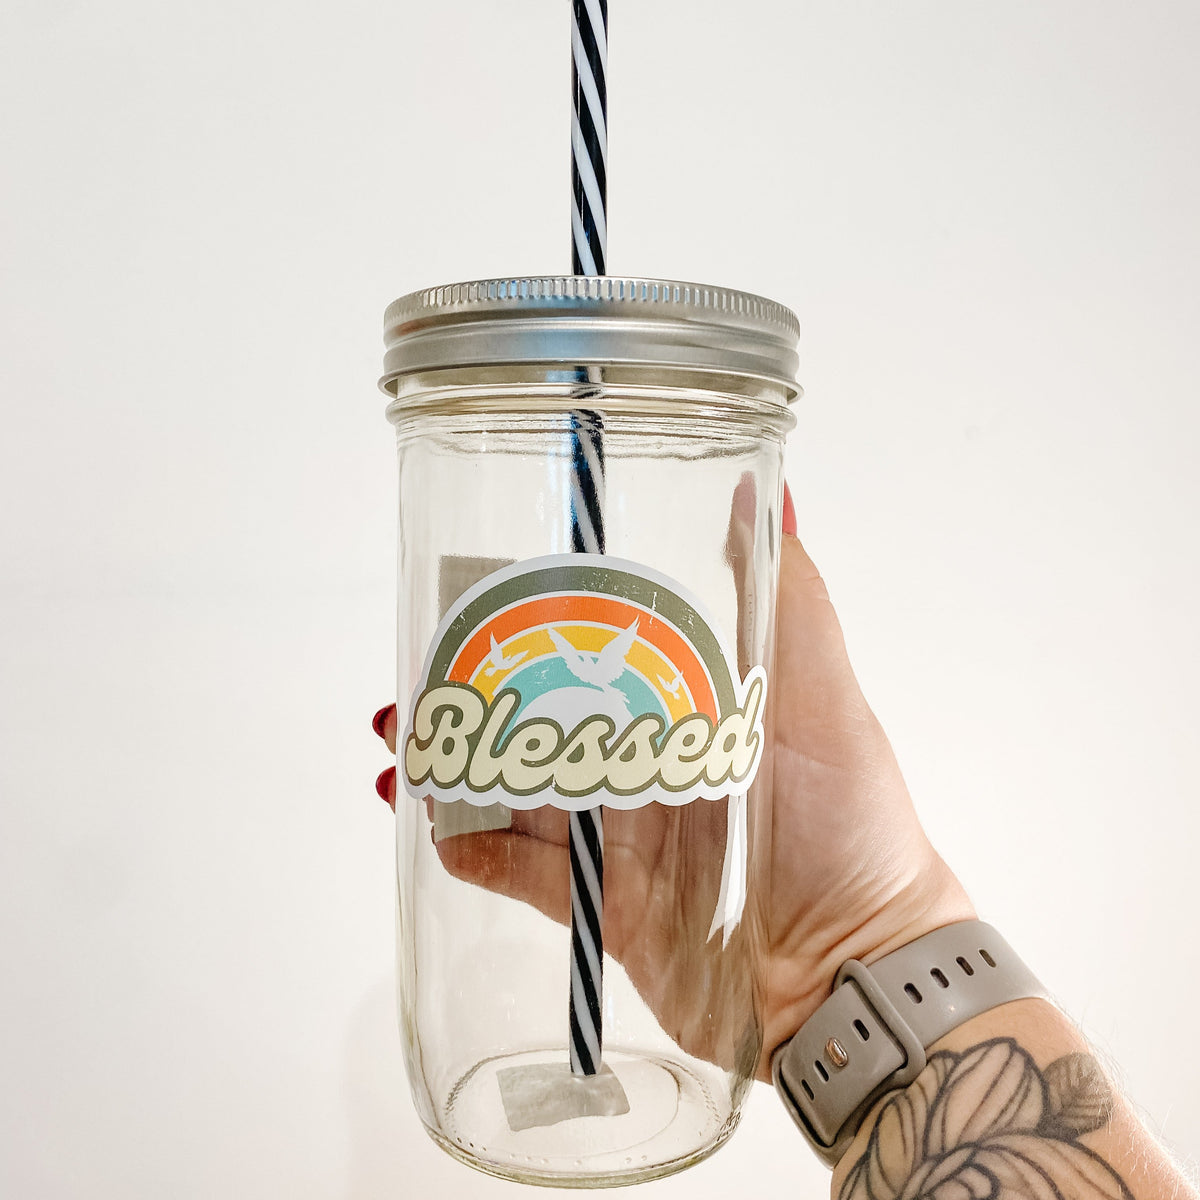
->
<box><xmin>372</xmin><ymin>485</ymin><xmax>974</xmax><ymax>1078</ymax></box>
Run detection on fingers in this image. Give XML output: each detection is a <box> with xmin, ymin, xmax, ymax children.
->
<box><xmin>725</xmin><ymin>474</ymin><xmax>859</xmax><ymax>725</ymax></box>
<box><xmin>782</xmin><ymin>481</ymin><xmax>797</xmax><ymax>537</ymax></box>
<box><xmin>372</xmin><ymin>704</ymin><xmax>397</xmax><ymax>753</ymax></box>
<box><xmin>373</xmin><ymin>704</ymin><xmax>398</xmax><ymax>810</ymax></box>
<box><xmin>725</xmin><ymin>473</ymin><xmax>757</xmax><ymax>677</ymax></box>
<box><xmin>774</xmin><ymin>482</ymin><xmax>876</xmax><ymax>736</ymax></box>
<box><xmin>375</xmin><ymin>766</ymin><xmax>396</xmax><ymax>811</ymax></box>
<box><xmin>774</xmin><ymin>521</ymin><xmax>882</xmax><ymax>761</ymax></box>
<box><xmin>372</xmin><ymin>705</ymin><xmax>570</xmax><ymax>924</ymax></box>
<box><xmin>370</xmin><ymin>704</ymin><xmax>566</xmax><ymax>837</ymax></box>
<box><xmin>436</xmin><ymin>830</ymin><xmax>572</xmax><ymax>928</ymax></box>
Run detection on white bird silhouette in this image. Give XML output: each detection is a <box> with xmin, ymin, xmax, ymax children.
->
<box><xmin>548</xmin><ymin>620</ymin><xmax>639</xmax><ymax>694</ymax></box>
<box><xmin>484</xmin><ymin>632</ymin><xmax>528</xmax><ymax>676</ymax></box>
<box><xmin>657</xmin><ymin>672</ymin><xmax>683</xmax><ymax>699</ymax></box>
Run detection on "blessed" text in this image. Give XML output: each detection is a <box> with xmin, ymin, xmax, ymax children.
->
<box><xmin>404</xmin><ymin>676</ymin><xmax>765</xmax><ymax>800</ymax></box>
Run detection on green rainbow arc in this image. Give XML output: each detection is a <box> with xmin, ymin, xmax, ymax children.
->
<box><xmin>429</xmin><ymin>561</ymin><xmax>738</xmax><ymax>715</ymax></box>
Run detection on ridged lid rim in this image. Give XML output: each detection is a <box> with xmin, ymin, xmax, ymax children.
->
<box><xmin>380</xmin><ymin>275</ymin><xmax>802</xmax><ymax>402</ymax></box>
<box><xmin>383</xmin><ymin>275</ymin><xmax>801</xmax><ymax>339</ymax></box>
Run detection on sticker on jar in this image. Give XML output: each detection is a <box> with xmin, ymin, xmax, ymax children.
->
<box><xmin>403</xmin><ymin>554</ymin><xmax>766</xmax><ymax>811</ymax></box>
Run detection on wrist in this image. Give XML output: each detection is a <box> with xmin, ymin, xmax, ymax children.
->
<box><xmin>830</xmin><ymin>855</ymin><xmax>977</xmax><ymax>980</ymax></box>
<box><xmin>771</xmin><ymin>853</ymin><xmax>976</xmax><ymax>1062</ymax></box>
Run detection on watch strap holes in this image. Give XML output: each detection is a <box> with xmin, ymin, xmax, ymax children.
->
<box><xmin>980</xmin><ymin>948</ymin><xmax>997</xmax><ymax>968</ymax></box>
<box><xmin>930</xmin><ymin>967</ymin><xmax>950</xmax><ymax>989</ymax></box>
<box><xmin>814</xmin><ymin>1060</ymin><xmax>829</xmax><ymax>1082</ymax></box>
<box><xmin>853</xmin><ymin>1019</ymin><xmax>869</xmax><ymax>1041</ymax></box>
<box><xmin>904</xmin><ymin>982</ymin><xmax>923</xmax><ymax>1004</ymax></box>
<box><xmin>956</xmin><ymin>955</ymin><xmax>975</xmax><ymax>976</ymax></box>
<box><xmin>801</xmin><ymin>1078</ymin><xmax>814</xmax><ymax>1100</ymax></box>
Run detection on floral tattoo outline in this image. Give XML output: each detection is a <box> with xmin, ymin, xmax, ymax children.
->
<box><xmin>837</xmin><ymin>1038</ymin><xmax>1132</xmax><ymax>1200</ymax></box>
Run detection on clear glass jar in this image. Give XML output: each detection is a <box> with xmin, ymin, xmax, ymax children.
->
<box><xmin>382</xmin><ymin>278</ymin><xmax>799</xmax><ymax>1186</ymax></box>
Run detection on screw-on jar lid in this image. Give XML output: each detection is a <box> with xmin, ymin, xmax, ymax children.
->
<box><xmin>380</xmin><ymin>276</ymin><xmax>801</xmax><ymax>401</ymax></box>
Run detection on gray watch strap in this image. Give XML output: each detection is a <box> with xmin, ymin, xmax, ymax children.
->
<box><xmin>771</xmin><ymin>921</ymin><xmax>1047</xmax><ymax>1167</ymax></box>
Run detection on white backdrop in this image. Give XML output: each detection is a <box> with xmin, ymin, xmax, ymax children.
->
<box><xmin>2</xmin><ymin>1</ymin><xmax>1197</xmax><ymax>1195</ymax></box>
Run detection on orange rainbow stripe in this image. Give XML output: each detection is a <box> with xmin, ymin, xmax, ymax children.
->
<box><xmin>447</xmin><ymin>594</ymin><xmax>718</xmax><ymax>721</ymax></box>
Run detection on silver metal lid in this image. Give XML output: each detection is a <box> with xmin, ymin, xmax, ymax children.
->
<box><xmin>380</xmin><ymin>276</ymin><xmax>801</xmax><ymax>401</ymax></box>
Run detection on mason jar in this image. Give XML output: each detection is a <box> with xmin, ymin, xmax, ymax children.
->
<box><xmin>380</xmin><ymin>276</ymin><xmax>800</xmax><ymax>1186</ymax></box>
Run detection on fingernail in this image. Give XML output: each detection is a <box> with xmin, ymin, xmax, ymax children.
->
<box><xmin>372</xmin><ymin>704</ymin><xmax>395</xmax><ymax>739</ymax></box>
<box><xmin>782</xmin><ymin>483</ymin><xmax>797</xmax><ymax>537</ymax></box>
<box><xmin>375</xmin><ymin>766</ymin><xmax>395</xmax><ymax>806</ymax></box>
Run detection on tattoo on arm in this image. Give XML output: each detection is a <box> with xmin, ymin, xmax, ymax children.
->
<box><xmin>837</xmin><ymin>1038</ymin><xmax>1132</xmax><ymax>1200</ymax></box>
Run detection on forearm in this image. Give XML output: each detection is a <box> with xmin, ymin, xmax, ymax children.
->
<box><xmin>831</xmin><ymin>998</ymin><xmax>1196</xmax><ymax>1200</ymax></box>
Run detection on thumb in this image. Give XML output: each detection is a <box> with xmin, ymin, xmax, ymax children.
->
<box><xmin>776</xmin><ymin>504</ymin><xmax>876</xmax><ymax>740</ymax></box>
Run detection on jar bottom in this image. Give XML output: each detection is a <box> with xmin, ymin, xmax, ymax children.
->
<box><xmin>429</xmin><ymin>1046</ymin><xmax>738</xmax><ymax>1187</ymax></box>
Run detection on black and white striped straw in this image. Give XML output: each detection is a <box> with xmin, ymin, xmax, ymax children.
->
<box><xmin>570</xmin><ymin>0</ymin><xmax>607</xmax><ymax>277</ymax></box>
<box><xmin>567</xmin><ymin>0</ymin><xmax>608</xmax><ymax>1079</ymax></box>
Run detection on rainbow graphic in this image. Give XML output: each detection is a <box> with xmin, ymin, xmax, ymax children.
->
<box><xmin>405</xmin><ymin>554</ymin><xmax>764</xmax><ymax>811</ymax></box>
<box><xmin>431</xmin><ymin>560</ymin><xmax>736</xmax><ymax>719</ymax></box>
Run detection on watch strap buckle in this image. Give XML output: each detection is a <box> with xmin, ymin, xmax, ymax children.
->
<box><xmin>772</xmin><ymin>959</ymin><xmax>926</xmax><ymax>1167</ymax></box>
<box><xmin>771</xmin><ymin>921</ymin><xmax>1049</xmax><ymax>1169</ymax></box>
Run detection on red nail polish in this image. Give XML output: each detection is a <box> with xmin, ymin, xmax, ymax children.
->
<box><xmin>782</xmin><ymin>483</ymin><xmax>797</xmax><ymax>537</ymax></box>
<box><xmin>375</xmin><ymin>766</ymin><xmax>396</xmax><ymax>803</ymax></box>
<box><xmin>372</xmin><ymin>704</ymin><xmax>395</xmax><ymax>739</ymax></box>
